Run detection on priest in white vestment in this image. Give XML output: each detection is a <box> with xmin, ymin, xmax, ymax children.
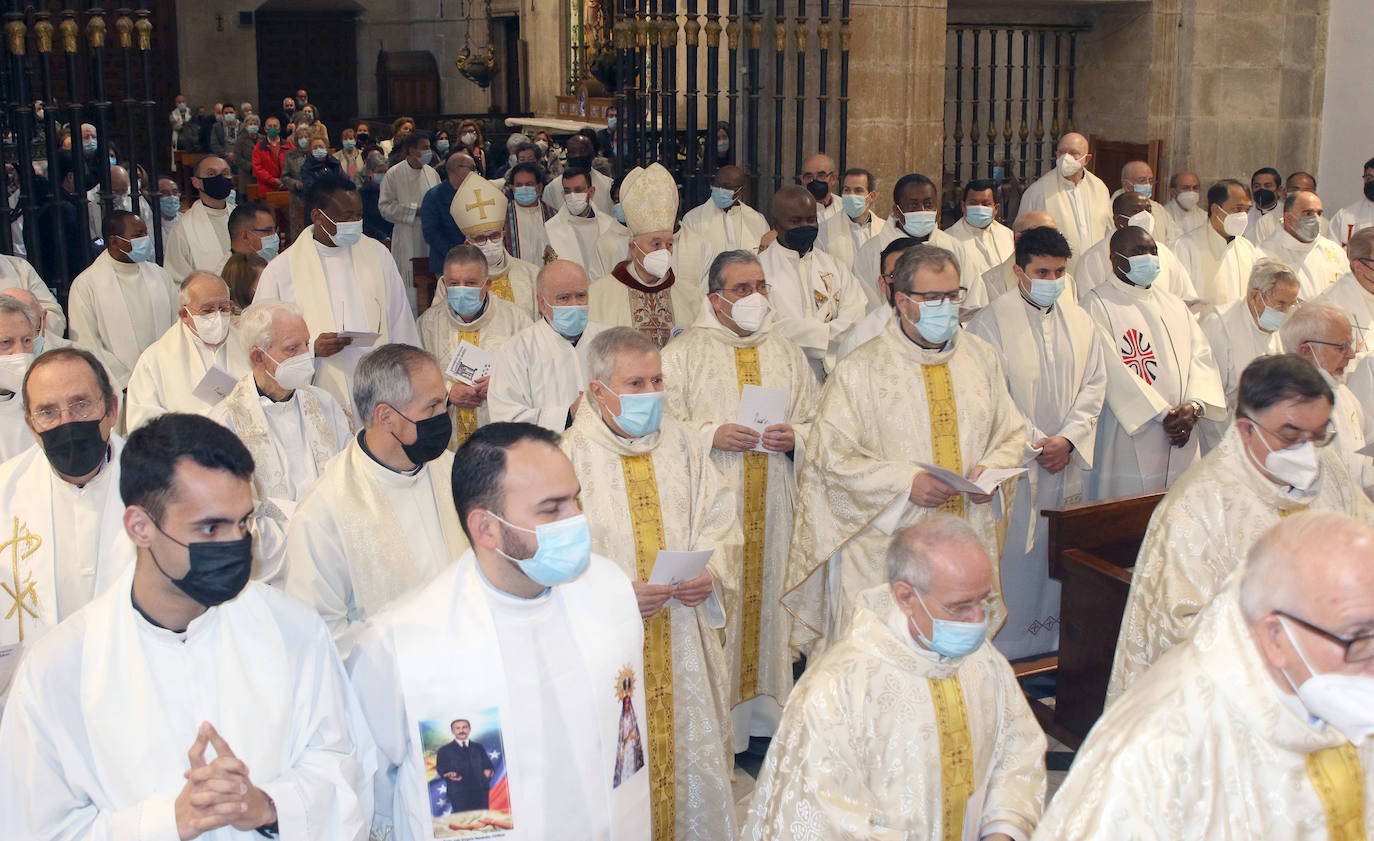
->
<box><xmin>1198</xmin><ymin>259</ymin><xmax>1298</xmax><ymax>449</ymax></box>
<box><xmin>285</xmin><ymin>345</ymin><xmax>469</xmax><ymax>660</ymax></box>
<box><xmin>1243</xmin><ymin>168</ymin><xmax>1285</xmax><ymax>245</ymax></box>
<box><xmin>786</xmin><ymin>245</ymin><xmax>1025</xmax><ymax>646</ymax></box>
<box><xmin>661</xmin><ymin>250</ymin><xmax>820</xmax><ymax>751</ymax></box>
<box><xmin>1071</xmin><ymin>191</ymin><xmax>1199</xmax><ymax>305</ymax></box>
<box><xmin>852</xmin><ymin>174</ymin><xmax>958</xmax><ymax>304</ymax></box>
<box><xmin>0</xmin><ymin>413</ymin><xmax>374</xmax><ymax>841</ymax></box>
<box><xmin>800</xmin><ymin>153</ymin><xmax>843</xmax><ymax>227</ymax></box>
<box><xmin>1328</xmin><ymin>161</ymin><xmax>1374</xmax><ymax>246</ymax></box>
<box><xmin>745</xmin><ymin>517</ymin><xmax>1046</xmax><ymax>841</ymax></box>
<box><xmin>1108</xmin><ymin>160</ymin><xmax>1177</xmax><ymax>245</ymax></box>
<box><xmin>505</xmin><ymin>162</ymin><xmax>555</xmax><ymax>263</ymax></box>
<box><xmin>759</xmin><ymin>186</ymin><xmax>867</xmax><ymax>377</ymax></box>
<box><xmin>967</xmin><ymin>211</ymin><xmax>1081</xmax><ymax>311</ymax></box>
<box><xmin>1163</xmin><ymin>170</ymin><xmax>1207</xmax><ymax>241</ymax></box>
<box><xmin>417</xmin><ymin>244</ymin><xmax>531</xmax><ymax>449</ymax></box>
<box><xmin>818</xmin><ymin>168</ymin><xmax>886</xmax><ymax>271</ymax></box>
<box><xmin>489</xmin><ymin>260</ymin><xmax>609</xmax><ymax>431</ymax></box>
<box><xmin>967</xmin><ymin>227</ymin><xmax>1108</xmax><ymax>659</ymax></box>
<box><xmin>453</xmin><ymin>174</ymin><xmax>541</xmax><ymax>317</ymax></box>
<box><xmin>590</xmin><ymin>164</ymin><xmax>703</xmax><ymax>348</ymax></box>
<box><xmin>0</xmin><ymin>253</ymin><xmax>63</xmax><ymax>335</ymax></box>
<box><xmin>1173</xmin><ymin>179</ymin><xmax>1260</xmax><ymax>308</ymax></box>
<box><xmin>560</xmin><ymin>328</ymin><xmax>740</xmax><ymax>841</ymax></box>
<box><xmin>1316</xmin><ymin>228</ymin><xmax>1374</xmax><ymax>409</ymax></box>
<box><xmin>0</xmin><ymin>286</ymin><xmax>72</xmax><ymax>354</ymax></box>
<box><xmin>0</xmin><ymin>348</ymin><xmax>134</xmax><ymax>707</ymax></box>
<box><xmin>1015</xmin><ymin>132</ymin><xmax>1113</xmax><ymax>263</ymax></box>
<box><xmin>542</xmin><ymin>136</ymin><xmax>615</xmax><ymax>216</ymax></box>
<box><xmin>1081</xmin><ymin>227</ymin><xmax>1225</xmax><ymax>500</ymax></box>
<box><xmin>1282</xmin><ymin>301</ymin><xmax>1374</xmax><ymax>497</ymax></box>
<box><xmin>1042</xmin><ymin>513</ymin><xmax>1374</xmax><ymax>841</ymax></box>
<box><xmin>379</xmin><ymin>134</ymin><xmax>441</xmax><ymax>300</ymax></box>
<box><xmin>1259</xmin><ymin>190</ymin><xmax>1349</xmax><ymax>299</ymax></box>
<box><xmin>947</xmin><ymin>179</ymin><xmax>1014</xmax><ymax>298</ymax></box>
<box><xmin>87</xmin><ymin>166</ymin><xmax>154</xmax><ymax>254</ymax></box>
<box><xmin>125</xmin><ymin>272</ymin><xmax>252</xmax><ymax>431</ymax></box>
<box><xmin>350</xmin><ymin>423</ymin><xmax>652</xmax><ymax>841</ymax></box>
<box><xmin>68</xmin><ymin>211</ymin><xmax>178</xmax><ymax>393</ymax></box>
<box><xmin>681</xmin><ymin>165</ymin><xmax>771</xmax><ymax>257</ymax></box>
<box><xmin>253</xmin><ymin>174</ymin><xmax>422</xmax><ymax>414</ymax></box>
<box><xmin>1107</xmin><ymin>354</ymin><xmax>1372</xmax><ymax>703</ymax></box>
<box><xmin>834</xmin><ymin>236</ymin><xmax>925</xmax><ymax>361</ymax></box>
<box><xmin>163</xmin><ymin>155</ymin><xmax>234</xmax><ymax>282</ymax></box>
<box><xmin>543</xmin><ymin>167</ymin><xmax>630</xmax><ymax>281</ymax></box>
<box><xmin>0</xmin><ymin>295</ymin><xmax>39</xmax><ymax>458</ymax></box>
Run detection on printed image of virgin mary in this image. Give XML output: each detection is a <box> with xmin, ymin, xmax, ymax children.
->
<box><xmin>613</xmin><ymin>667</ymin><xmax>645</xmax><ymax>787</ymax></box>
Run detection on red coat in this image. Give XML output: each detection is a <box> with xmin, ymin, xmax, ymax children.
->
<box><xmin>252</xmin><ymin>139</ymin><xmax>287</xmax><ymax>191</ymax></box>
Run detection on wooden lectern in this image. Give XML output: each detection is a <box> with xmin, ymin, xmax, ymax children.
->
<box><xmin>1040</xmin><ymin>491</ymin><xmax>1166</xmax><ymax>746</ymax></box>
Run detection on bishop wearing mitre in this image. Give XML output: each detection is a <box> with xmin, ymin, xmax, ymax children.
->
<box><xmin>450</xmin><ymin>173</ymin><xmax>542</xmax><ymax>317</ymax></box>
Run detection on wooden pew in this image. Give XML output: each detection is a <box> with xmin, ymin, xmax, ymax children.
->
<box><xmin>1040</xmin><ymin>491</ymin><xmax>1166</xmax><ymax>747</ymax></box>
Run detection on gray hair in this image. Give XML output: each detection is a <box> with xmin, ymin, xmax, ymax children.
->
<box><xmin>890</xmin><ymin>245</ymin><xmax>960</xmax><ymax>296</ymax></box>
<box><xmin>238</xmin><ymin>299</ymin><xmax>303</xmax><ymax>351</ymax></box>
<box><xmin>444</xmin><ymin>243</ymin><xmax>488</xmax><ymax>274</ymax></box>
<box><xmin>586</xmin><ymin>326</ymin><xmax>658</xmax><ymax>385</ymax></box>
<box><xmin>885</xmin><ymin>514</ymin><xmax>985</xmax><ymax>591</ymax></box>
<box><xmin>1239</xmin><ymin>512</ymin><xmax>1374</xmax><ymax>622</ymax></box>
<box><xmin>1247</xmin><ymin>258</ymin><xmax>1300</xmax><ymax>296</ymax></box>
<box><xmin>352</xmin><ymin>343</ymin><xmax>437</xmax><ymax>427</ymax></box>
<box><xmin>1348</xmin><ymin>227</ymin><xmax>1374</xmax><ymax>261</ymax></box>
<box><xmin>706</xmin><ymin>249</ymin><xmax>762</xmax><ymax>294</ymax></box>
<box><xmin>1279</xmin><ymin>300</ymin><xmax>1351</xmax><ymax>351</ymax></box>
<box><xmin>0</xmin><ymin>294</ymin><xmax>37</xmax><ymax>335</ymax></box>
<box><xmin>178</xmin><ymin>270</ymin><xmax>227</xmax><ymax>308</ymax></box>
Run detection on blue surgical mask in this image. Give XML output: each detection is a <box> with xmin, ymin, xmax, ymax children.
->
<box><xmin>1026</xmin><ymin>277</ymin><xmax>1065</xmax><ymax>308</ymax></box>
<box><xmin>911</xmin><ymin>590</ymin><xmax>987</xmax><ymax>660</ymax></box>
<box><xmin>711</xmin><ymin>186</ymin><xmax>736</xmax><ymax>210</ymax></box>
<box><xmin>549</xmin><ymin>304</ymin><xmax>589</xmax><ymax>337</ymax></box>
<box><xmin>125</xmin><ymin>235</ymin><xmax>153</xmax><ymax>263</ymax></box>
<box><xmin>963</xmin><ymin>205</ymin><xmax>994</xmax><ymax>228</ymax></box>
<box><xmin>607</xmin><ymin>116</ymin><xmax>618</xmax><ymax>130</ymax></box>
<box><xmin>992</xmin><ymin>166</ymin><xmax>1006</xmax><ymax>181</ymax></box>
<box><xmin>900</xmin><ymin>295</ymin><xmax>959</xmax><ymax>345</ymax></box>
<box><xmin>1131</xmin><ymin>182</ymin><xmax>1154</xmax><ymax>199</ymax></box>
<box><xmin>436</xmin><ymin>139</ymin><xmax>451</xmax><ymax>154</ymax></box>
<box><xmin>82</xmin><ymin>138</ymin><xmax>97</xmax><ymax>154</ymax></box>
<box><xmin>1257</xmin><ymin>291</ymin><xmax>1287</xmax><ymax>332</ymax></box>
<box><xmin>159</xmin><ymin>195</ymin><xmax>181</xmax><ymax>217</ymax></box>
<box><xmin>342</xmin><ymin>139</ymin><xmax>356</xmax><ymax>150</ymax></box>
<box><xmin>842</xmin><ymin>193</ymin><xmax>868</xmax><ymax>219</ymax></box>
<box><xmin>33</xmin><ymin>335</ymin><xmax>45</xmax><ymax>357</ymax></box>
<box><xmin>900</xmin><ymin>209</ymin><xmax>937</xmax><ymax>238</ymax></box>
<box><xmin>1119</xmin><ymin>253</ymin><xmax>1161</xmax><ymax>287</ymax></box>
<box><xmin>311</xmin><ymin>148</ymin><xmax>328</xmax><ymax>160</ymax></box>
<box><xmin>419</xmin><ymin>149</ymin><xmax>435</xmax><ymax>165</ymax></box>
<box><xmin>600</xmin><ymin>384</ymin><xmax>664</xmax><ymax>437</ymax></box>
<box><xmin>514</xmin><ymin>185</ymin><xmax>539</xmax><ymax>206</ymax></box>
<box><xmin>491</xmin><ymin>511</ymin><xmax>592</xmax><ymax>587</ymax></box>
<box><xmin>257</xmin><ymin>232</ymin><xmax>280</xmax><ymax>261</ymax></box>
<box><xmin>447</xmin><ymin>284</ymin><xmax>485</xmax><ymax>317</ymax></box>
<box><xmin>321</xmin><ymin>211</ymin><xmax>363</xmax><ymax>247</ymax></box>
<box><xmin>612</xmin><ymin>204</ymin><xmax>626</xmax><ymax>225</ymax></box>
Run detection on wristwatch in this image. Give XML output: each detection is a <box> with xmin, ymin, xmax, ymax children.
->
<box><xmin>1188</xmin><ymin>400</ymin><xmax>1204</xmax><ymax>421</ymax></box>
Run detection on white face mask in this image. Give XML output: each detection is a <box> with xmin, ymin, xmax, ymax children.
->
<box><xmin>1125</xmin><ymin>209</ymin><xmax>1155</xmax><ymax>235</ymax></box>
<box><xmin>720</xmin><ymin>292</ymin><xmax>770</xmax><ymax>333</ymax></box>
<box><xmin>191</xmin><ymin>310</ymin><xmax>230</xmax><ymax>346</ymax></box>
<box><xmin>1057</xmin><ymin>153</ymin><xmax>1084</xmax><ymax>178</ymax></box>
<box><xmin>1248</xmin><ymin>423</ymin><xmax>1321</xmax><ymax>491</ymax></box>
<box><xmin>1281</xmin><ymin>619</ymin><xmax>1374</xmax><ymax>743</ymax></box>
<box><xmin>1221</xmin><ymin>208</ymin><xmax>1249</xmax><ymax>238</ymax></box>
<box><xmin>564</xmin><ymin>193</ymin><xmax>589</xmax><ymax>215</ymax></box>
<box><xmin>1175</xmin><ymin>190</ymin><xmax>1200</xmax><ymax>211</ymax></box>
<box><xmin>0</xmin><ymin>351</ymin><xmax>34</xmax><ymax>393</ymax></box>
<box><xmin>476</xmin><ymin>238</ymin><xmax>505</xmax><ymax>266</ymax></box>
<box><xmin>638</xmin><ymin>245</ymin><xmax>673</xmax><ymax>279</ymax></box>
<box><xmin>265</xmin><ymin>349</ymin><xmax>315</xmax><ymax>391</ymax></box>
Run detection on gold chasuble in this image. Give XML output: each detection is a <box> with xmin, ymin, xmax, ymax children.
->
<box><xmin>619</xmin><ymin>453</ymin><xmax>676</xmax><ymax>839</ymax></box>
<box><xmin>490</xmin><ymin>273</ymin><xmax>515</xmax><ymax>304</ymax></box>
<box><xmin>453</xmin><ymin>331</ymin><xmax>481</xmax><ymax>445</ymax></box>
<box><xmin>733</xmin><ymin>346</ymin><xmax>769</xmax><ymax>702</ymax></box>
<box><xmin>1307</xmin><ymin>744</ymin><xmax>1367</xmax><ymax>841</ymax></box>
<box><xmin>922</xmin><ymin>362</ymin><xmax>965</xmax><ymax>517</ymax></box>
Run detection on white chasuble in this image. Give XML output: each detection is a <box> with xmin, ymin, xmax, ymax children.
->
<box><xmin>1330</xmin><ymin>197</ymin><xmax>1374</xmax><ymax>247</ymax></box>
<box><xmin>1197</xmin><ymin>298</ymin><xmax>1284</xmax><ymax>450</ymax></box>
<box><xmin>757</xmin><ymin>242</ymin><xmax>867</xmax><ymax>377</ymax></box>
<box><xmin>0</xmin><ymin>437</ymin><xmax>133</xmax><ymax>706</ymax></box>
<box><xmin>1317</xmin><ymin>273</ymin><xmax>1374</xmax><ymax>417</ymax></box>
<box><xmin>488</xmin><ymin>319</ymin><xmax>609</xmax><ymax>431</ymax></box>
<box><xmin>661</xmin><ymin>308</ymin><xmax>821</xmax><ymax>749</ymax></box>
<box><xmin>1260</xmin><ymin>228</ymin><xmax>1348</xmax><ymax>299</ymax></box>
<box><xmin>1040</xmin><ymin>587</ymin><xmax>1374</xmax><ymax>841</ymax></box>
<box><xmin>1015</xmin><ymin>169</ymin><xmax>1113</xmax><ymax>262</ymax></box>
<box><xmin>379</xmin><ymin>161</ymin><xmax>441</xmax><ymax>292</ymax></box>
<box><xmin>560</xmin><ymin>410</ymin><xmax>740</xmax><ymax>841</ymax></box>
<box><xmin>0</xmin><ymin>254</ymin><xmax>65</xmax><ymax>335</ymax></box>
<box><xmin>285</xmin><ymin>440</ymin><xmax>468</xmax><ymax>660</ymax></box>
<box><xmin>966</xmin><ymin>290</ymin><xmax>1107</xmax><ymax>659</ymax></box>
<box><xmin>0</xmin><ymin>394</ymin><xmax>30</xmax><ymax>461</ymax></box>
<box><xmin>1172</xmin><ymin>223</ymin><xmax>1259</xmax><ymax>309</ymax></box>
<box><xmin>1071</xmin><ymin>236</ymin><xmax>1200</xmax><ymax>306</ymax></box>
<box><xmin>67</xmin><ymin>251</ymin><xmax>178</xmax><ymax>390</ymax></box>
<box><xmin>743</xmin><ymin>586</ymin><xmax>1046</xmax><ymax>841</ymax></box>
<box><xmin>349</xmin><ymin>552</ymin><xmax>651</xmax><ymax>841</ymax></box>
<box><xmin>680</xmin><ymin>199</ymin><xmax>770</xmax><ymax>256</ymax></box>
<box><xmin>544</xmin><ymin>208</ymin><xmax>630</xmax><ymax>281</ymax></box>
<box><xmin>946</xmin><ymin>217</ymin><xmax>1014</xmax><ymax>293</ymax></box>
<box><xmin>1106</xmin><ymin>425</ymin><xmax>1371</xmax><ymax>704</ymax></box>
<box><xmin>418</xmin><ymin>295</ymin><xmax>531</xmax><ymax>449</ymax></box>
<box><xmin>852</xmin><ymin>217</ymin><xmax>959</xmax><ymax>309</ymax></box>
<box><xmin>0</xmin><ymin>568</ymin><xmax>374</xmax><ymax>840</ymax></box>
<box><xmin>124</xmin><ymin>322</ymin><xmax>252</xmax><ymax>431</ymax></box>
<box><xmin>785</xmin><ymin>321</ymin><xmax>1025</xmax><ymax>648</ymax></box>
<box><xmin>162</xmin><ymin>200</ymin><xmax>231</xmax><ymax>281</ymax></box>
<box><xmin>254</xmin><ymin>227</ymin><xmax>422</xmax><ymax>415</ymax></box>
<box><xmin>1082</xmin><ymin>275</ymin><xmax>1225</xmax><ymax>500</ymax></box>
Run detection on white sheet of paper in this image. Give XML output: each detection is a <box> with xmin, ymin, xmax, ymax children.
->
<box><xmin>336</xmin><ymin>330</ymin><xmax>381</xmax><ymax>347</ymax></box>
<box><xmin>192</xmin><ymin>364</ymin><xmax>240</xmax><ymax>404</ymax></box>
<box><xmin>736</xmin><ymin>385</ymin><xmax>790</xmax><ymax>452</ymax></box>
<box><xmin>648</xmin><ymin>549</ymin><xmax>714</xmax><ymax>607</ymax></box>
<box><xmin>445</xmin><ymin>341</ymin><xmax>496</xmax><ymax>386</ymax></box>
<box><xmin>915</xmin><ymin>462</ymin><xmax>1027</xmax><ymax>495</ymax></box>
<box><xmin>0</xmin><ymin>642</ymin><xmax>20</xmax><ymax>695</ymax></box>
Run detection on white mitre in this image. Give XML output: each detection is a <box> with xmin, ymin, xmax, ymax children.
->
<box><xmin>619</xmin><ymin>163</ymin><xmax>678</xmax><ymax>237</ymax></box>
<box><xmin>450</xmin><ymin>175</ymin><xmax>509</xmax><ymax>237</ymax></box>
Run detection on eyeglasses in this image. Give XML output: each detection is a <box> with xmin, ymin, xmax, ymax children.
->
<box><xmin>1276</xmin><ymin>610</ymin><xmax>1374</xmax><ymax>663</ymax></box>
<box><xmin>939</xmin><ymin>593</ymin><xmax>999</xmax><ymax>623</ymax></box>
<box><xmin>1241</xmin><ymin>414</ymin><xmax>1336</xmax><ymax>448</ymax></box>
<box><xmin>1258</xmin><ymin>289</ymin><xmax>1303</xmax><ymax>313</ymax></box>
<box><xmin>901</xmin><ymin>287</ymin><xmax>968</xmax><ymax>306</ymax></box>
<box><xmin>29</xmin><ymin>397</ymin><xmax>105</xmax><ymax>431</ymax></box>
<box><xmin>1305</xmin><ymin>338</ymin><xmax>1358</xmax><ymax>355</ymax></box>
<box><xmin>468</xmin><ymin>231</ymin><xmax>504</xmax><ymax>244</ymax></box>
<box><xmin>723</xmin><ymin>282</ymin><xmax>769</xmax><ymax>297</ymax></box>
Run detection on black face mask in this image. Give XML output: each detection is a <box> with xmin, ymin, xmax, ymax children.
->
<box><xmin>200</xmin><ymin>174</ymin><xmax>233</xmax><ymax>201</ymax></box>
<box><xmin>781</xmin><ymin>224</ymin><xmax>819</xmax><ymax>257</ymax></box>
<box><xmin>151</xmin><ymin>528</ymin><xmax>253</xmax><ymax>608</ymax></box>
<box><xmin>39</xmin><ymin>419</ymin><xmax>108</xmax><ymax>477</ymax></box>
<box><xmin>1254</xmin><ymin>188</ymin><xmax>1278</xmax><ymax>210</ymax></box>
<box><xmin>1364</xmin><ymin>181</ymin><xmax>1374</xmax><ymax>203</ymax></box>
<box><xmin>357</xmin><ymin>133</ymin><xmax>371</xmax><ymax>144</ymax></box>
<box><xmin>391</xmin><ymin>407</ymin><xmax>452</xmax><ymax>466</ymax></box>
<box><xmin>806</xmin><ymin>179</ymin><xmax>830</xmax><ymax>202</ymax></box>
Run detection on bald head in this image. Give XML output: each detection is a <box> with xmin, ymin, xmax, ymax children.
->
<box><xmin>1112</xmin><ymin>191</ymin><xmax>1152</xmax><ymax>228</ymax></box>
<box><xmin>1348</xmin><ymin>227</ymin><xmax>1374</xmax><ymax>262</ymax></box>
<box><xmin>1056</xmin><ymin>132</ymin><xmax>1088</xmax><ymax>157</ymax></box>
<box><xmin>537</xmin><ymin>259</ymin><xmax>589</xmax><ymax>299</ymax></box>
<box><xmin>713</xmin><ymin>164</ymin><xmax>747</xmax><ymax>192</ymax></box>
<box><xmin>179</xmin><ymin>271</ymin><xmax>230</xmax><ymax>308</ymax></box>
<box><xmin>800</xmin><ymin>154</ymin><xmax>837</xmax><ymax>202</ymax></box>
<box><xmin>1110</xmin><ymin>226</ymin><xmax>1156</xmax><ymax>261</ymax></box>
<box><xmin>109</xmin><ymin>165</ymin><xmax>130</xmax><ymax>196</ymax></box>
<box><xmin>195</xmin><ymin>156</ymin><xmax>228</xmax><ymax>178</ymax></box>
<box><xmin>1013</xmin><ymin>211</ymin><xmax>1056</xmax><ymax>237</ymax></box>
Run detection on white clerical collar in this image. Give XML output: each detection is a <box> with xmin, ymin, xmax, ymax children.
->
<box><xmin>1108</xmin><ymin>272</ymin><xmax>1153</xmax><ymax>301</ymax></box>
<box><xmin>110</xmin><ymin>256</ymin><xmax>141</xmax><ymax>276</ymax></box>
<box><xmin>475</xmin><ymin>555</ymin><xmax>552</xmax><ymax>605</ymax></box>
<box><xmin>1281</xmin><ymin>229</ymin><xmax>1317</xmax><ymax>254</ymax></box>
<box><xmin>313</xmin><ymin>238</ymin><xmax>350</xmax><ymax>257</ymax></box>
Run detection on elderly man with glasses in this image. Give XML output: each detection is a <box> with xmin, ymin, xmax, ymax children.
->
<box><xmin>1107</xmin><ymin>353</ymin><xmax>1373</xmax><ymax>705</ymax></box>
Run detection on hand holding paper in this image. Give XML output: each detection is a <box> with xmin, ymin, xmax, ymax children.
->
<box><xmin>915</xmin><ymin>462</ymin><xmax>1027</xmax><ymax>496</ymax></box>
<box><xmin>445</xmin><ymin>342</ymin><xmax>496</xmax><ymax>386</ymax></box>
<box><xmin>647</xmin><ymin>549</ymin><xmax>714</xmax><ymax>607</ymax></box>
<box><xmin>736</xmin><ymin>385</ymin><xmax>790</xmax><ymax>453</ymax></box>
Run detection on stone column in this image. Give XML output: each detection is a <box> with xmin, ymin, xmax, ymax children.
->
<box><xmin>846</xmin><ymin>0</ymin><xmax>948</xmax><ymax>193</ymax></box>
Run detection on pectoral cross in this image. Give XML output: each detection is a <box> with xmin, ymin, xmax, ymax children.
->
<box><xmin>1</xmin><ymin>516</ymin><xmax>41</xmax><ymax>642</ymax></box>
<box><xmin>465</xmin><ymin>189</ymin><xmax>497</xmax><ymax>220</ymax></box>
